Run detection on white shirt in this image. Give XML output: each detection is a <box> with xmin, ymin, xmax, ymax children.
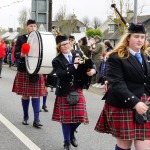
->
<box><xmin>62</xmin><ymin>52</ymin><xmax>78</xmax><ymax>69</ymax></box>
<box><xmin>128</xmin><ymin>48</ymin><xmax>141</xmax><ymax>56</ymax></box>
<box><xmin>62</xmin><ymin>52</ymin><xmax>72</xmax><ymax>63</ymax></box>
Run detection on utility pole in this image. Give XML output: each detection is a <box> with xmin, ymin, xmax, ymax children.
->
<box><xmin>133</xmin><ymin>0</ymin><xmax>137</xmax><ymax>23</ymax></box>
<box><xmin>48</xmin><ymin>0</ymin><xmax>52</xmax><ymax>31</ymax></box>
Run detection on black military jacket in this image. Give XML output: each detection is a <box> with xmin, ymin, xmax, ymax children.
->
<box><xmin>103</xmin><ymin>52</ymin><xmax>150</xmax><ymax>109</ymax></box>
<box><xmin>15</xmin><ymin>34</ymin><xmax>28</xmax><ymax>72</ymax></box>
<box><xmin>52</xmin><ymin>50</ymin><xmax>95</xmax><ymax>96</ymax></box>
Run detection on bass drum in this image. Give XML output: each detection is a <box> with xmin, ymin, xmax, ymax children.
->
<box><xmin>25</xmin><ymin>30</ymin><xmax>56</xmax><ymax>74</ymax></box>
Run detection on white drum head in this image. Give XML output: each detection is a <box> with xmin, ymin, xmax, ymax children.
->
<box><xmin>25</xmin><ymin>30</ymin><xmax>56</xmax><ymax>74</ymax></box>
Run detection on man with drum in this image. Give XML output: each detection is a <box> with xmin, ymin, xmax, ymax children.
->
<box><xmin>12</xmin><ymin>19</ymin><xmax>46</xmax><ymax>128</ymax></box>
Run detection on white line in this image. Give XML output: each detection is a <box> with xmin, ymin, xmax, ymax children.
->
<box><xmin>0</xmin><ymin>113</ymin><xmax>41</xmax><ymax>150</ymax></box>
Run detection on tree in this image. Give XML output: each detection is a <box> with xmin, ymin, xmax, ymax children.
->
<box><xmin>86</xmin><ymin>29</ymin><xmax>103</xmax><ymax>38</ymax></box>
<box><xmin>0</xmin><ymin>28</ymin><xmax>6</xmax><ymax>35</ymax></box>
<box><xmin>54</xmin><ymin>5</ymin><xmax>79</xmax><ymax>36</ymax></box>
<box><xmin>54</xmin><ymin>5</ymin><xmax>66</xmax><ymax>21</ymax></box>
<box><xmin>18</xmin><ymin>7</ymin><xmax>31</xmax><ymax>34</ymax></box>
<box><xmin>82</xmin><ymin>16</ymin><xmax>90</xmax><ymax>28</ymax></box>
<box><xmin>92</xmin><ymin>17</ymin><xmax>102</xmax><ymax>29</ymax></box>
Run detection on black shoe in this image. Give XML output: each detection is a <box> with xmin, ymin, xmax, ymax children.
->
<box><xmin>22</xmin><ymin>120</ymin><xmax>29</xmax><ymax>125</ymax></box>
<box><xmin>33</xmin><ymin>121</ymin><xmax>43</xmax><ymax>128</ymax></box>
<box><xmin>42</xmin><ymin>106</ymin><xmax>48</xmax><ymax>112</ymax></box>
<box><xmin>64</xmin><ymin>141</ymin><xmax>71</xmax><ymax>150</ymax></box>
<box><xmin>70</xmin><ymin>131</ymin><xmax>78</xmax><ymax>147</ymax></box>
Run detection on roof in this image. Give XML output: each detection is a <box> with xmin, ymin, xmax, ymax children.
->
<box><xmin>52</xmin><ymin>19</ymin><xmax>86</xmax><ymax>35</ymax></box>
<box><xmin>6</xmin><ymin>32</ymin><xmax>19</xmax><ymax>40</ymax></box>
<box><xmin>103</xmin><ymin>28</ymin><xmax>121</xmax><ymax>40</ymax></box>
<box><xmin>2</xmin><ymin>32</ymin><xmax>11</xmax><ymax>39</ymax></box>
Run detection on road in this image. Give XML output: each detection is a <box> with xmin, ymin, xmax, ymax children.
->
<box><xmin>0</xmin><ymin>65</ymin><xmax>120</xmax><ymax>150</ymax></box>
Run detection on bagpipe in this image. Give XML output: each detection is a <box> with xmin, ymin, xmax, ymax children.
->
<box><xmin>111</xmin><ymin>4</ymin><xmax>150</xmax><ymax>124</ymax></box>
<box><xmin>111</xmin><ymin>3</ymin><xmax>129</xmax><ymax>30</ymax></box>
<box><xmin>71</xmin><ymin>50</ymin><xmax>94</xmax><ymax>89</ymax></box>
<box><xmin>135</xmin><ymin>94</ymin><xmax>150</xmax><ymax>124</ymax></box>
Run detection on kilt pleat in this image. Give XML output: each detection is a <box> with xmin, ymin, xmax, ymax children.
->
<box><xmin>12</xmin><ymin>72</ymin><xmax>46</xmax><ymax>97</ymax></box>
<box><xmin>52</xmin><ymin>89</ymin><xmax>89</xmax><ymax>124</ymax></box>
<box><xmin>95</xmin><ymin>96</ymin><xmax>150</xmax><ymax>140</ymax></box>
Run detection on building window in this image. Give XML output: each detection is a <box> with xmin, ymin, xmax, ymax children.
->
<box><xmin>80</xmin><ymin>27</ymin><xmax>86</xmax><ymax>32</ymax></box>
<box><xmin>109</xmin><ymin>24</ymin><xmax>115</xmax><ymax>33</ymax></box>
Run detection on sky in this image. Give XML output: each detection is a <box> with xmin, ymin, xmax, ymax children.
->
<box><xmin>0</xmin><ymin>0</ymin><xmax>150</xmax><ymax>30</ymax></box>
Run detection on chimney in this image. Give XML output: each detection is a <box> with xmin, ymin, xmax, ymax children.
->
<box><xmin>127</xmin><ymin>10</ymin><xmax>134</xmax><ymax>20</ymax></box>
<box><xmin>71</xmin><ymin>13</ymin><xmax>77</xmax><ymax>20</ymax></box>
<box><xmin>9</xmin><ymin>28</ymin><xmax>13</xmax><ymax>32</ymax></box>
<box><xmin>17</xmin><ymin>27</ymin><xmax>21</xmax><ymax>32</ymax></box>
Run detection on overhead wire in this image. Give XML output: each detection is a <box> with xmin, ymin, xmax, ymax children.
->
<box><xmin>0</xmin><ymin>0</ymin><xmax>24</xmax><ymax>9</ymax></box>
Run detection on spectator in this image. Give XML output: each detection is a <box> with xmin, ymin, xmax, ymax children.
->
<box><xmin>90</xmin><ymin>35</ymin><xmax>104</xmax><ymax>86</ymax></box>
<box><xmin>80</xmin><ymin>37</ymin><xmax>91</xmax><ymax>58</ymax></box>
<box><xmin>0</xmin><ymin>36</ymin><xmax>6</xmax><ymax>78</ymax></box>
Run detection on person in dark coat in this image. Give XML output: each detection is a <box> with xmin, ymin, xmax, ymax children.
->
<box><xmin>12</xmin><ymin>19</ymin><xmax>46</xmax><ymax>128</ymax></box>
<box><xmin>90</xmin><ymin>35</ymin><xmax>104</xmax><ymax>86</ymax></box>
<box><xmin>80</xmin><ymin>36</ymin><xmax>91</xmax><ymax>58</ymax></box>
<box><xmin>95</xmin><ymin>23</ymin><xmax>150</xmax><ymax>150</ymax></box>
<box><xmin>52</xmin><ymin>35</ymin><xmax>96</xmax><ymax>150</ymax></box>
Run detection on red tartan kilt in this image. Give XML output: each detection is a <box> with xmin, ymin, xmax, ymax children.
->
<box><xmin>12</xmin><ymin>72</ymin><xmax>46</xmax><ymax>97</ymax></box>
<box><xmin>95</xmin><ymin>95</ymin><xmax>150</xmax><ymax>140</ymax></box>
<box><xmin>52</xmin><ymin>89</ymin><xmax>89</xmax><ymax>124</ymax></box>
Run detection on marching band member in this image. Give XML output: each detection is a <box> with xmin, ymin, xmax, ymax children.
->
<box><xmin>40</xmin><ymin>75</ymin><xmax>49</xmax><ymax>112</ymax></box>
<box><xmin>12</xmin><ymin>19</ymin><xmax>46</xmax><ymax>128</ymax></box>
<box><xmin>69</xmin><ymin>35</ymin><xmax>76</xmax><ymax>50</ymax></box>
<box><xmin>52</xmin><ymin>34</ymin><xmax>96</xmax><ymax>149</ymax></box>
<box><xmin>95</xmin><ymin>23</ymin><xmax>150</xmax><ymax>150</ymax></box>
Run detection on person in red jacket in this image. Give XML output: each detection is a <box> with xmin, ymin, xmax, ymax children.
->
<box><xmin>0</xmin><ymin>37</ymin><xmax>6</xmax><ymax>78</ymax></box>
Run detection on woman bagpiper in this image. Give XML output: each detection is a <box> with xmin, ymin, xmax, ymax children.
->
<box><xmin>52</xmin><ymin>35</ymin><xmax>96</xmax><ymax>150</ymax></box>
<box><xmin>95</xmin><ymin>23</ymin><xmax>150</xmax><ymax>150</ymax></box>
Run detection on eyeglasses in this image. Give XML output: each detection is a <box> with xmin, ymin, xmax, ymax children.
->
<box><xmin>69</xmin><ymin>39</ymin><xmax>74</xmax><ymax>41</ymax></box>
<box><xmin>61</xmin><ymin>43</ymin><xmax>70</xmax><ymax>47</ymax></box>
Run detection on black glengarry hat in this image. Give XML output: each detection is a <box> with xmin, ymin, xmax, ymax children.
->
<box><xmin>56</xmin><ymin>35</ymin><xmax>68</xmax><ymax>45</ymax></box>
<box><xmin>69</xmin><ymin>35</ymin><xmax>75</xmax><ymax>40</ymax></box>
<box><xmin>26</xmin><ymin>19</ymin><xmax>36</xmax><ymax>26</ymax></box>
<box><xmin>128</xmin><ymin>23</ymin><xmax>146</xmax><ymax>34</ymax></box>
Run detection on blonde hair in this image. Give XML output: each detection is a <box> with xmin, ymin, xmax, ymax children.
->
<box><xmin>107</xmin><ymin>33</ymin><xmax>148</xmax><ymax>58</ymax></box>
<box><xmin>56</xmin><ymin>43</ymin><xmax>61</xmax><ymax>55</ymax></box>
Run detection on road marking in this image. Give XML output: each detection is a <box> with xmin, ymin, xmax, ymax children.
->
<box><xmin>0</xmin><ymin>113</ymin><xmax>41</xmax><ymax>150</ymax></box>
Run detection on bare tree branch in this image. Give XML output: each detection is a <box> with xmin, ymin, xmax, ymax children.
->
<box><xmin>18</xmin><ymin>7</ymin><xmax>30</xmax><ymax>34</ymax></box>
<box><xmin>92</xmin><ymin>17</ymin><xmax>101</xmax><ymax>29</ymax></box>
<box><xmin>82</xmin><ymin>16</ymin><xmax>90</xmax><ymax>27</ymax></box>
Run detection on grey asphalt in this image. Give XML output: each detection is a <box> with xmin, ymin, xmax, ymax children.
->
<box><xmin>0</xmin><ymin>65</ymin><xmax>135</xmax><ymax>150</ymax></box>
